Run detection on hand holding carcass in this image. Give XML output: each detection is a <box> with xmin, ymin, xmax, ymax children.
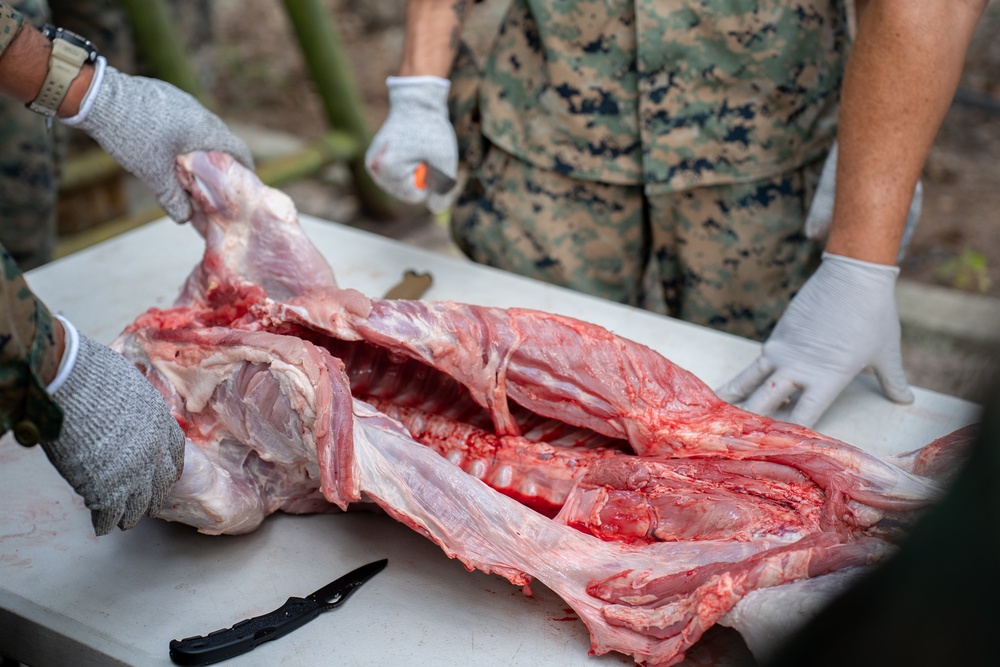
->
<box><xmin>364</xmin><ymin>76</ymin><xmax>459</xmax><ymax>213</ymax></box>
<box><xmin>40</xmin><ymin>319</ymin><xmax>185</xmax><ymax>536</ymax></box>
<box><xmin>716</xmin><ymin>253</ymin><xmax>914</xmax><ymax>428</ymax></box>
<box><xmin>64</xmin><ymin>61</ymin><xmax>254</xmax><ymax>223</ymax></box>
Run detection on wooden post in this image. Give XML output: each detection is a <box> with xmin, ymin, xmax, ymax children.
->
<box><xmin>282</xmin><ymin>0</ymin><xmax>396</xmax><ymax>219</ymax></box>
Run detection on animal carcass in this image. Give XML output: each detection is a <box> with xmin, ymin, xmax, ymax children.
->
<box><xmin>112</xmin><ymin>151</ymin><xmax>969</xmax><ymax>666</ymax></box>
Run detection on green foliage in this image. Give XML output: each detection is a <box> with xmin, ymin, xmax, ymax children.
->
<box><xmin>937</xmin><ymin>249</ymin><xmax>993</xmax><ymax>293</ymax></box>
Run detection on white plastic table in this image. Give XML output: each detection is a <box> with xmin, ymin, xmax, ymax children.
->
<box><xmin>0</xmin><ymin>217</ymin><xmax>979</xmax><ymax>666</ymax></box>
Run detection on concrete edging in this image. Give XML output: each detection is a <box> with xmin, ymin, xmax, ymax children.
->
<box><xmin>897</xmin><ymin>279</ymin><xmax>1000</xmax><ymax>346</ymax></box>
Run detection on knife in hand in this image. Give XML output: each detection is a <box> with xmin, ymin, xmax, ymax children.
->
<box><xmin>169</xmin><ymin>558</ymin><xmax>388</xmax><ymax>666</ymax></box>
<box><xmin>414</xmin><ymin>162</ymin><xmax>457</xmax><ymax>195</ymax></box>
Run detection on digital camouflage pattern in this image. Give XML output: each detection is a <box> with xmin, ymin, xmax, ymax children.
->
<box><xmin>476</xmin><ymin>0</ymin><xmax>848</xmax><ymax>192</ymax></box>
<box><xmin>453</xmin><ymin>143</ymin><xmax>822</xmax><ymax>340</ymax></box>
<box><xmin>642</xmin><ymin>159</ymin><xmax>824</xmax><ymax>338</ymax></box>
<box><xmin>0</xmin><ymin>244</ymin><xmax>64</xmax><ymax>444</ymax></box>
<box><xmin>450</xmin><ymin>0</ymin><xmax>843</xmax><ymax>337</ymax></box>
<box><xmin>0</xmin><ymin>2</ymin><xmax>24</xmax><ymax>56</ymax></box>
<box><xmin>477</xmin><ymin>0</ymin><xmax>643</xmax><ymax>184</ymax></box>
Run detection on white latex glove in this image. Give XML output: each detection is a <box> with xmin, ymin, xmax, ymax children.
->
<box><xmin>716</xmin><ymin>253</ymin><xmax>914</xmax><ymax>428</ymax></box>
<box><xmin>364</xmin><ymin>76</ymin><xmax>459</xmax><ymax>213</ymax></box>
<box><xmin>63</xmin><ymin>57</ymin><xmax>255</xmax><ymax>222</ymax></box>
<box><xmin>805</xmin><ymin>142</ymin><xmax>923</xmax><ymax>261</ymax></box>
<box><xmin>40</xmin><ymin>317</ymin><xmax>185</xmax><ymax>536</ymax></box>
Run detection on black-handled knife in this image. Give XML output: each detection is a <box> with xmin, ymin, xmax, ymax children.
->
<box><xmin>169</xmin><ymin>559</ymin><xmax>388</xmax><ymax>666</ymax></box>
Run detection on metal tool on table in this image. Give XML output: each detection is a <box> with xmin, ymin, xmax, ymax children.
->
<box><xmin>383</xmin><ymin>269</ymin><xmax>433</xmax><ymax>300</ymax></box>
<box><xmin>168</xmin><ymin>558</ymin><xmax>388</xmax><ymax>666</ymax></box>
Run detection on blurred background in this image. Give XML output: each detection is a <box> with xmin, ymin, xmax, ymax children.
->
<box><xmin>51</xmin><ymin>0</ymin><xmax>1000</xmax><ymax>401</ymax></box>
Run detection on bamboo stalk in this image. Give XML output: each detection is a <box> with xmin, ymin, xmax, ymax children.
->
<box><xmin>282</xmin><ymin>0</ymin><xmax>396</xmax><ymax>218</ymax></box>
<box><xmin>116</xmin><ymin>0</ymin><xmax>210</xmax><ymax>105</ymax></box>
<box><xmin>257</xmin><ymin>131</ymin><xmax>360</xmax><ymax>188</ymax></box>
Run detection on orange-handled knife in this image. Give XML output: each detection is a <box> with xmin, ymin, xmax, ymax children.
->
<box><xmin>414</xmin><ymin>163</ymin><xmax>457</xmax><ymax>195</ymax></box>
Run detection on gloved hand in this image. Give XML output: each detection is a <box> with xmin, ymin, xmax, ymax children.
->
<box><xmin>805</xmin><ymin>142</ymin><xmax>924</xmax><ymax>261</ymax></box>
<box><xmin>716</xmin><ymin>253</ymin><xmax>915</xmax><ymax>428</ymax></box>
<box><xmin>63</xmin><ymin>58</ymin><xmax>254</xmax><ymax>222</ymax></box>
<box><xmin>40</xmin><ymin>318</ymin><xmax>185</xmax><ymax>535</ymax></box>
<box><xmin>364</xmin><ymin>76</ymin><xmax>458</xmax><ymax>213</ymax></box>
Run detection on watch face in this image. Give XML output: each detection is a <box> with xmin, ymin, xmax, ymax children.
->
<box><xmin>41</xmin><ymin>23</ymin><xmax>99</xmax><ymax>63</ymax></box>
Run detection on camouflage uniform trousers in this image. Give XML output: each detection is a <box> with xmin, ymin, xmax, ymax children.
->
<box><xmin>451</xmin><ymin>142</ymin><xmax>824</xmax><ymax>342</ymax></box>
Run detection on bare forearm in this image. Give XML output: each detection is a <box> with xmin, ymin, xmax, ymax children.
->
<box><xmin>827</xmin><ymin>0</ymin><xmax>986</xmax><ymax>264</ymax></box>
<box><xmin>399</xmin><ymin>0</ymin><xmax>469</xmax><ymax>77</ymax></box>
<box><xmin>0</xmin><ymin>20</ymin><xmax>94</xmax><ymax>117</ymax></box>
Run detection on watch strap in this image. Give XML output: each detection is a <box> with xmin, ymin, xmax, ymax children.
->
<box><xmin>27</xmin><ymin>37</ymin><xmax>91</xmax><ymax>118</ymax></box>
<box><xmin>26</xmin><ymin>25</ymin><xmax>98</xmax><ymax>119</ymax></box>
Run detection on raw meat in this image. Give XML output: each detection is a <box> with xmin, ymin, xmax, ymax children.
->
<box><xmin>112</xmin><ymin>151</ymin><xmax>972</xmax><ymax>666</ymax></box>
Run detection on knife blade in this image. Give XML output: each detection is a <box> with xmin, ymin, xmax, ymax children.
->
<box><xmin>168</xmin><ymin>559</ymin><xmax>388</xmax><ymax>666</ymax></box>
<box><xmin>414</xmin><ymin>162</ymin><xmax>457</xmax><ymax>195</ymax></box>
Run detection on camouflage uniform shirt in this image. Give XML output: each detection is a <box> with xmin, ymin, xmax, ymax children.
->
<box><xmin>478</xmin><ymin>0</ymin><xmax>849</xmax><ymax>194</ymax></box>
<box><xmin>0</xmin><ymin>2</ymin><xmax>24</xmax><ymax>56</ymax></box>
<box><xmin>0</xmin><ymin>4</ymin><xmax>65</xmax><ymax>444</ymax></box>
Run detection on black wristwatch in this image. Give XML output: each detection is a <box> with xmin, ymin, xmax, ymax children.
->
<box><xmin>26</xmin><ymin>24</ymin><xmax>99</xmax><ymax>119</ymax></box>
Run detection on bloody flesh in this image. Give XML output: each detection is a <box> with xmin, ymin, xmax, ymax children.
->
<box><xmin>112</xmin><ymin>151</ymin><xmax>974</xmax><ymax>666</ymax></box>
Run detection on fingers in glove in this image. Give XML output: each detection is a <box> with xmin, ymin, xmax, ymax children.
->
<box><xmin>118</xmin><ymin>486</ymin><xmax>154</xmax><ymax>531</ymax></box>
<box><xmin>90</xmin><ymin>438</ymin><xmax>179</xmax><ymax>534</ymax></box>
<box><xmin>204</xmin><ymin>130</ymin><xmax>255</xmax><ymax>173</ymax></box>
<box><xmin>48</xmin><ymin>334</ymin><xmax>187</xmax><ymax>536</ymax></box>
<box><xmin>77</xmin><ymin>68</ymin><xmax>254</xmax><ymax>224</ymax></box>
<box><xmin>90</xmin><ymin>494</ymin><xmax>128</xmax><ymax>536</ymax></box>
<box><xmin>148</xmin><ymin>428</ymin><xmax>186</xmax><ymax>515</ymax></box>
<box><xmin>716</xmin><ymin>357</ymin><xmax>776</xmax><ymax>403</ymax></box>
<box><xmin>787</xmin><ymin>377</ymin><xmax>853</xmax><ymax>429</ymax></box>
<box><xmin>166</xmin><ymin>121</ymin><xmax>254</xmax><ymax>223</ymax></box>
<box><xmin>872</xmin><ymin>345</ymin><xmax>915</xmax><ymax>405</ymax></box>
<box><xmin>160</xmin><ymin>185</ymin><xmax>195</xmax><ymax>222</ymax></box>
<box><xmin>364</xmin><ymin>143</ymin><xmax>425</xmax><ymax>204</ymax></box>
<box><xmin>91</xmin><ymin>509</ymin><xmax>119</xmax><ymax>537</ymax></box>
<box><xmin>88</xmin><ymin>484</ymin><xmax>143</xmax><ymax>535</ymax></box>
<box><xmin>742</xmin><ymin>374</ymin><xmax>799</xmax><ymax>417</ymax></box>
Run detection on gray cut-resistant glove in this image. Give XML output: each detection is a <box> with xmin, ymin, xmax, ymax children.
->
<box><xmin>716</xmin><ymin>253</ymin><xmax>915</xmax><ymax>428</ymax></box>
<box><xmin>40</xmin><ymin>326</ymin><xmax>185</xmax><ymax>536</ymax></box>
<box><xmin>365</xmin><ymin>76</ymin><xmax>458</xmax><ymax>214</ymax></box>
<box><xmin>805</xmin><ymin>142</ymin><xmax>924</xmax><ymax>261</ymax></box>
<box><xmin>64</xmin><ymin>59</ymin><xmax>254</xmax><ymax>222</ymax></box>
